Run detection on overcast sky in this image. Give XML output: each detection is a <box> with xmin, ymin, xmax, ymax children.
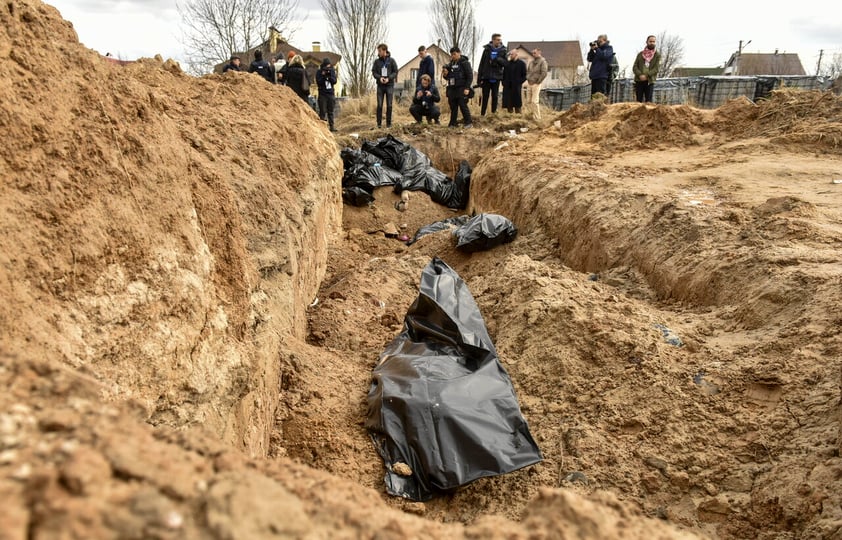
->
<box><xmin>47</xmin><ymin>0</ymin><xmax>842</xmax><ymax>74</ymax></box>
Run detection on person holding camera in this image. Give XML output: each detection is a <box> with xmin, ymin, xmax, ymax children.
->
<box><xmin>409</xmin><ymin>74</ymin><xmax>441</xmax><ymax>124</ymax></box>
<box><xmin>587</xmin><ymin>34</ymin><xmax>614</xmax><ymax>98</ymax></box>
<box><xmin>633</xmin><ymin>35</ymin><xmax>661</xmax><ymax>103</ymax></box>
<box><xmin>316</xmin><ymin>58</ymin><xmax>338</xmax><ymax>132</ymax></box>
<box><xmin>477</xmin><ymin>33</ymin><xmax>508</xmax><ymax>116</ymax></box>
<box><xmin>442</xmin><ymin>46</ymin><xmax>473</xmax><ymax>128</ymax></box>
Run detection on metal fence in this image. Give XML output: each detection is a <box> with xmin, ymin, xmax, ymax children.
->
<box><xmin>542</xmin><ymin>75</ymin><xmax>832</xmax><ymax>111</ymax></box>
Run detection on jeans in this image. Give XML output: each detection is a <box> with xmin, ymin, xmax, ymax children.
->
<box><xmin>376</xmin><ymin>84</ymin><xmax>394</xmax><ymax>126</ymax></box>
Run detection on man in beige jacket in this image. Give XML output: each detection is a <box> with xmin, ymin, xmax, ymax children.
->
<box><xmin>526</xmin><ymin>48</ymin><xmax>548</xmax><ymax>118</ymax></box>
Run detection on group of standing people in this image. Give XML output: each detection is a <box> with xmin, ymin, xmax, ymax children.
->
<box><xmin>588</xmin><ymin>34</ymin><xmax>662</xmax><ymax>103</ymax></box>
<box><xmin>222</xmin><ymin>49</ymin><xmax>338</xmax><ymax>131</ymax></box>
<box><xmin>383</xmin><ymin>34</ymin><xmax>550</xmax><ymax>129</ymax></box>
<box><xmin>222</xmin><ymin>31</ymin><xmax>663</xmax><ymax>135</ymax></box>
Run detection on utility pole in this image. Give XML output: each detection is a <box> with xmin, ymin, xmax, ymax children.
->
<box><xmin>735</xmin><ymin>39</ymin><xmax>750</xmax><ymax>76</ymax></box>
<box><xmin>816</xmin><ymin>49</ymin><xmax>824</xmax><ymax>76</ymax></box>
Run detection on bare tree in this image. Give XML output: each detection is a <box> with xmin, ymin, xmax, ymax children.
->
<box><xmin>177</xmin><ymin>0</ymin><xmax>300</xmax><ymax>75</ymax></box>
<box><xmin>428</xmin><ymin>0</ymin><xmax>482</xmax><ymax>65</ymax></box>
<box><xmin>656</xmin><ymin>31</ymin><xmax>685</xmax><ymax>78</ymax></box>
<box><xmin>322</xmin><ymin>0</ymin><xmax>390</xmax><ymax>98</ymax></box>
<box><xmin>819</xmin><ymin>52</ymin><xmax>842</xmax><ymax>80</ymax></box>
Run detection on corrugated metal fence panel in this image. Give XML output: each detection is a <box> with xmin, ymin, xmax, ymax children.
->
<box><xmin>653</xmin><ymin>77</ymin><xmax>702</xmax><ymax>105</ymax></box>
<box><xmin>755</xmin><ymin>76</ymin><xmax>830</xmax><ymax>99</ymax></box>
<box><xmin>542</xmin><ymin>85</ymin><xmax>592</xmax><ymax>111</ymax></box>
<box><xmin>543</xmin><ymin>76</ymin><xmax>827</xmax><ymax>110</ymax></box>
<box><xmin>695</xmin><ymin>76</ymin><xmax>757</xmax><ymax>108</ymax></box>
<box><xmin>609</xmin><ymin>79</ymin><xmax>634</xmax><ymax>104</ymax></box>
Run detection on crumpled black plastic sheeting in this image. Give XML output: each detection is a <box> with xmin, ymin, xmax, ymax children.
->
<box><xmin>366</xmin><ymin>257</ymin><xmax>542</xmax><ymax>501</ymax></box>
<box><xmin>405</xmin><ymin>215</ymin><xmax>470</xmax><ymax>245</ymax></box>
<box><xmin>342</xmin><ymin>186</ymin><xmax>374</xmax><ymax>206</ymax></box>
<box><xmin>341</xmin><ymin>135</ymin><xmax>470</xmax><ymax>209</ymax></box>
<box><xmin>454</xmin><ymin>213</ymin><xmax>518</xmax><ymax>252</ymax></box>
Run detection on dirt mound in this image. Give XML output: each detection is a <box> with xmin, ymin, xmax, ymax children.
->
<box><xmin>545</xmin><ymin>89</ymin><xmax>842</xmax><ymax>155</ymax></box>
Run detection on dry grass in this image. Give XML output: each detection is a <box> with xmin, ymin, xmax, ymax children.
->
<box><xmin>335</xmin><ymin>92</ymin><xmax>555</xmax><ymax>134</ymax></box>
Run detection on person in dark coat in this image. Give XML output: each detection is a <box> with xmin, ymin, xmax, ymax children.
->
<box><xmin>477</xmin><ymin>33</ymin><xmax>507</xmax><ymax>116</ymax></box>
<box><xmin>416</xmin><ymin>45</ymin><xmax>435</xmax><ymax>89</ymax></box>
<box><xmin>222</xmin><ymin>56</ymin><xmax>241</xmax><ymax>73</ymax></box>
<box><xmin>371</xmin><ymin>43</ymin><xmax>398</xmax><ymax>128</ymax></box>
<box><xmin>587</xmin><ymin>34</ymin><xmax>614</xmax><ymax>97</ymax></box>
<box><xmin>248</xmin><ymin>50</ymin><xmax>275</xmax><ymax>83</ymax></box>
<box><xmin>284</xmin><ymin>55</ymin><xmax>310</xmax><ymax>103</ymax></box>
<box><xmin>316</xmin><ymin>58</ymin><xmax>338</xmax><ymax>131</ymax></box>
<box><xmin>442</xmin><ymin>46</ymin><xmax>473</xmax><ymax>128</ymax></box>
<box><xmin>502</xmin><ymin>50</ymin><xmax>527</xmax><ymax>113</ymax></box>
<box><xmin>409</xmin><ymin>74</ymin><xmax>441</xmax><ymax>124</ymax></box>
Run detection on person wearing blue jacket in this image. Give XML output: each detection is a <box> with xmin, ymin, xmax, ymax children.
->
<box><xmin>316</xmin><ymin>58</ymin><xmax>338</xmax><ymax>132</ymax></box>
<box><xmin>587</xmin><ymin>34</ymin><xmax>614</xmax><ymax>97</ymax></box>
<box><xmin>371</xmin><ymin>43</ymin><xmax>398</xmax><ymax>128</ymax></box>
<box><xmin>416</xmin><ymin>46</ymin><xmax>435</xmax><ymax>89</ymax></box>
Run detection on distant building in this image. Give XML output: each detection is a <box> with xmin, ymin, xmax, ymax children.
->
<box><xmin>670</xmin><ymin>66</ymin><xmax>724</xmax><ymax>78</ymax></box>
<box><xmin>214</xmin><ymin>28</ymin><xmax>343</xmax><ymax>95</ymax></box>
<box><xmin>723</xmin><ymin>51</ymin><xmax>806</xmax><ymax>76</ymax></box>
<box><xmin>507</xmin><ymin>40</ymin><xmax>584</xmax><ymax>88</ymax></box>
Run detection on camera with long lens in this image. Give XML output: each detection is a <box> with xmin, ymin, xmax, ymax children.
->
<box><xmin>589</xmin><ymin>41</ymin><xmax>598</xmax><ymax>47</ymax></box>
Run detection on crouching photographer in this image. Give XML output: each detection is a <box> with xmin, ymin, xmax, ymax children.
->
<box><xmin>409</xmin><ymin>74</ymin><xmax>441</xmax><ymax>124</ymax></box>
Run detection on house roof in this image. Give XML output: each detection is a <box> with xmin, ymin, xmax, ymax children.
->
<box><xmin>724</xmin><ymin>52</ymin><xmax>806</xmax><ymax>76</ymax></box>
<box><xmin>506</xmin><ymin>41</ymin><xmax>583</xmax><ymax>68</ymax></box>
<box><xmin>670</xmin><ymin>67</ymin><xmax>724</xmax><ymax>77</ymax></box>
<box><xmin>214</xmin><ymin>39</ymin><xmax>341</xmax><ymax>73</ymax></box>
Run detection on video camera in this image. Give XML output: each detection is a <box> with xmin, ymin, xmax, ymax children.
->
<box><xmin>589</xmin><ymin>41</ymin><xmax>598</xmax><ymax>48</ymax></box>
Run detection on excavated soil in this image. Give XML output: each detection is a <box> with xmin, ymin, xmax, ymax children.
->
<box><xmin>2</xmin><ymin>2</ymin><xmax>842</xmax><ymax>539</ymax></box>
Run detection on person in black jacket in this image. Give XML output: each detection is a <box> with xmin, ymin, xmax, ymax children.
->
<box><xmin>316</xmin><ymin>58</ymin><xmax>338</xmax><ymax>132</ymax></box>
<box><xmin>248</xmin><ymin>50</ymin><xmax>274</xmax><ymax>83</ymax></box>
<box><xmin>502</xmin><ymin>50</ymin><xmax>527</xmax><ymax>113</ymax></box>
<box><xmin>441</xmin><ymin>46</ymin><xmax>473</xmax><ymax>128</ymax></box>
<box><xmin>371</xmin><ymin>43</ymin><xmax>398</xmax><ymax>128</ymax></box>
<box><xmin>222</xmin><ymin>56</ymin><xmax>241</xmax><ymax>73</ymax></box>
<box><xmin>587</xmin><ymin>34</ymin><xmax>614</xmax><ymax>97</ymax></box>
<box><xmin>284</xmin><ymin>55</ymin><xmax>310</xmax><ymax>103</ymax></box>
<box><xmin>409</xmin><ymin>74</ymin><xmax>441</xmax><ymax>124</ymax></box>
<box><xmin>477</xmin><ymin>33</ymin><xmax>507</xmax><ymax>116</ymax></box>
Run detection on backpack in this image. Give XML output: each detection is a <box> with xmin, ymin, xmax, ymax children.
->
<box><xmin>608</xmin><ymin>54</ymin><xmax>619</xmax><ymax>81</ymax></box>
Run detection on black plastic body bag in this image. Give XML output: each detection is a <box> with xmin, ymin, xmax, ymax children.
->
<box><xmin>365</xmin><ymin>257</ymin><xmax>542</xmax><ymax>501</ymax></box>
